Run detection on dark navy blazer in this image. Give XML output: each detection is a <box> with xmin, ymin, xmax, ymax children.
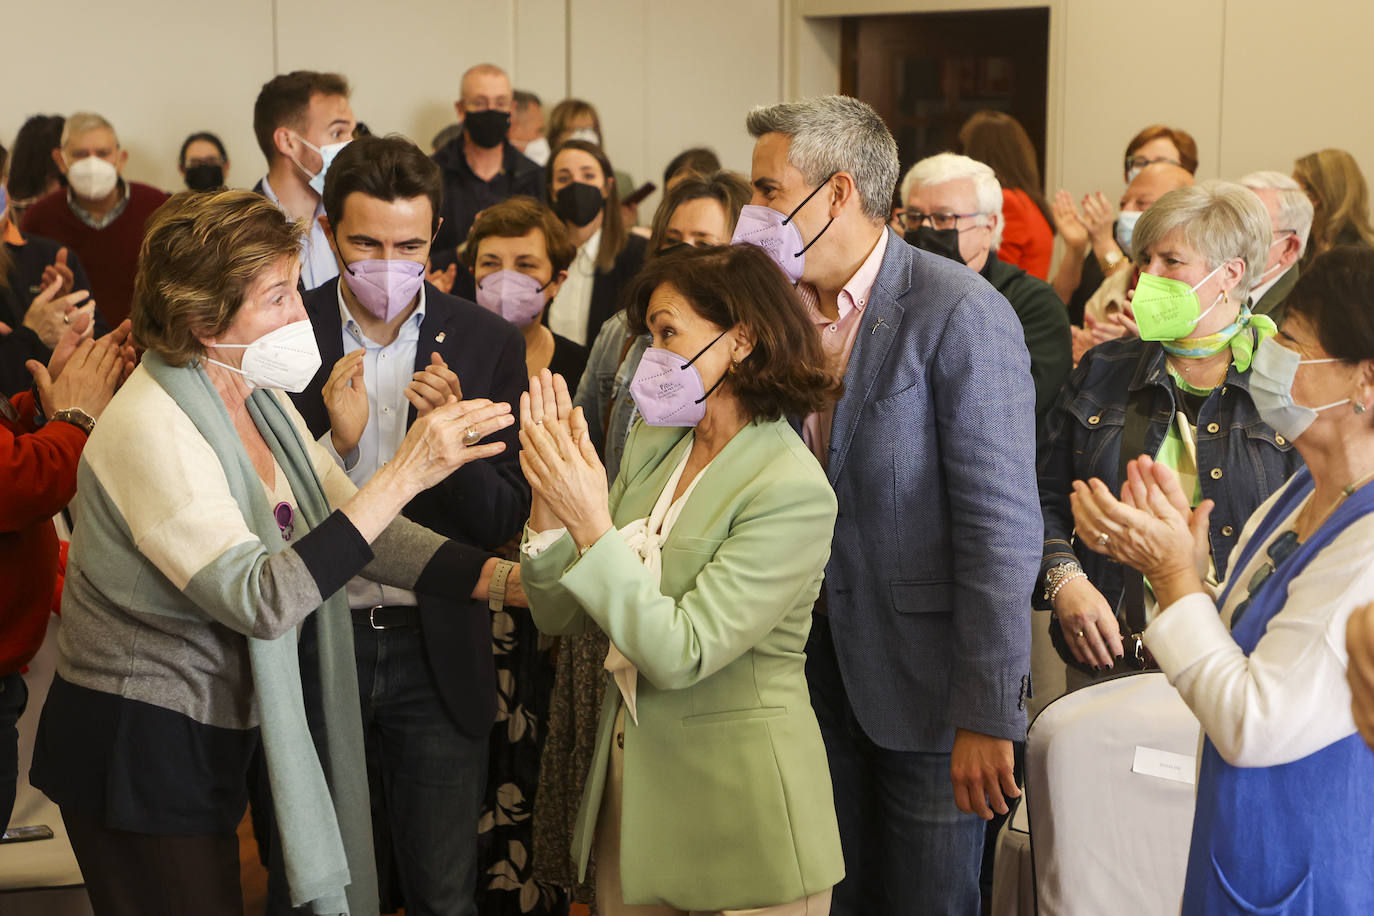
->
<box><xmin>821</xmin><ymin>229</ymin><xmax>1041</xmax><ymax>751</ymax></box>
<box><xmin>290</xmin><ymin>279</ymin><xmax>530</xmax><ymax>737</ymax></box>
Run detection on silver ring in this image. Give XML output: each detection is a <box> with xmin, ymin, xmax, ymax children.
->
<box><xmin>63</xmin><ymin>314</ymin><xmax>71</xmax><ymax>325</ymax></box>
<box><xmin>1096</xmin><ymin>531</ymin><xmax>1110</xmax><ymax>547</ymax></box>
<box><xmin>1076</xmin><ymin>629</ymin><xmax>1086</xmax><ymax>639</ymax></box>
<box><xmin>463</xmin><ymin>426</ymin><xmax>481</xmax><ymax>446</ymax></box>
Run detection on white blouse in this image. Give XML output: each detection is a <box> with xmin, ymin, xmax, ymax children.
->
<box><xmin>523</xmin><ymin>441</ymin><xmax>710</xmax><ymax>724</ymax></box>
<box><xmin>1145</xmin><ymin>486</ymin><xmax>1374</xmax><ymax>768</ymax></box>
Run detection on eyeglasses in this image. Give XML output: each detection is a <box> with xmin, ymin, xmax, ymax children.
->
<box><xmin>900</xmin><ymin>209</ymin><xmax>988</xmax><ymax>232</ymax></box>
<box><xmin>1229</xmin><ymin>530</ymin><xmax>1300</xmax><ymax>626</ymax></box>
<box><xmin>1125</xmin><ymin>155</ymin><xmax>1181</xmax><ymax>173</ymax></box>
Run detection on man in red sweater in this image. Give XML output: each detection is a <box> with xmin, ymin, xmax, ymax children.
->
<box><xmin>20</xmin><ymin>112</ymin><xmax>169</xmax><ymax>327</ymax></box>
<box><xmin>1</xmin><ymin>313</ymin><xmax>130</xmax><ymax>833</ymax></box>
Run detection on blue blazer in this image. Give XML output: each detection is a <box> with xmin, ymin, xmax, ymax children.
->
<box><xmin>821</xmin><ymin>229</ymin><xmax>1041</xmax><ymax>751</ymax></box>
<box><xmin>290</xmin><ymin>279</ymin><xmax>530</xmax><ymax>737</ymax></box>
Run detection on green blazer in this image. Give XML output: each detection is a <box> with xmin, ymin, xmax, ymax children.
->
<box><xmin>521</xmin><ymin>417</ymin><xmax>844</xmax><ymax>909</ymax></box>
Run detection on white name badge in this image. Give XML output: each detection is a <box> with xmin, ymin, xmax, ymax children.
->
<box><xmin>1132</xmin><ymin>746</ymin><xmax>1196</xmax><ymax>785</ymax></box>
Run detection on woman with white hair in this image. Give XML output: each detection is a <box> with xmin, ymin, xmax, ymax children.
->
<box><xmin>1037</xmin><ymin>181</ymin><xmax>1305</xmax><ymax>685</ymax></box>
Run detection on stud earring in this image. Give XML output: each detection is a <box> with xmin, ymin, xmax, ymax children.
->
<box><xmin>1354</xmin><ymin>399</ymin><xmax>1368</xmax><ymax>415</ymax></box>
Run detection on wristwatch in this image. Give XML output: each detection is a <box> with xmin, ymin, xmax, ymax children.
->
<box><xmin>52</xmin><ymin>407</ymin><xmax>95</xmax><ymax>435</ymax></box>
<box><xmin>1101</xmin><ymin>248</ymin><xmax>1124</xmax><ymax>271</ymax></box>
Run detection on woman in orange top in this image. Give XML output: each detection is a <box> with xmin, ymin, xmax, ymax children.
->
<box><xmin>959</xmin><ymin>110</ymin><xmax>1054</xmax><ymax>279</ymax></box>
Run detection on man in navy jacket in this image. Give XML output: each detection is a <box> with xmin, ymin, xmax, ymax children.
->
<box><xmin>288</xmin><ymin>136</ymin><xmax>527</xmax><ymax>916</ymax></box>
<box><xmin>738</xmin><ymin>96</ymin><xmax>1041</xmax><ymax>914</ymax></box>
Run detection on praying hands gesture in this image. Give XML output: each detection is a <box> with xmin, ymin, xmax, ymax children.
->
<box><xmin>518</xmin><ymin>369</ymin><xmax>612</xmax><ymax>550</ymax></box>
<box><xmin>1070</xmin><ymin>455</ymin><xmax>1213</xmax><ymax>611</ymax></box>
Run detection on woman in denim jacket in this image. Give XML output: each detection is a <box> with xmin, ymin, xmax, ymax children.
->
<box><xmin>1037</xmin><ymin>181</ymin><xmax>1305</xmax><ymax>686</ymax></box>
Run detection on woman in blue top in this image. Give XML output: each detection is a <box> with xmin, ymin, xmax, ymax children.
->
<box><xmin>1072</xmin><ymin>246</ymin><xmax>1374</xmax><ymax>914</ymax></box>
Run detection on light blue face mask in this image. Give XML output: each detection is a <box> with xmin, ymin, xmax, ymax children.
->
<box><xmin>1115</xmin><ymin>210</ymin><xmax>1141</xmax><ymax>255</ymax></box>
<box><xmin>293</xmin><ymin>135</ymin><xmax>350</xmax><ymax>196</ymax></box>
<box><xmin>1249</xmin><ymin>335</ymin><xmax>1349</xmax><ymax>441</ymax></box>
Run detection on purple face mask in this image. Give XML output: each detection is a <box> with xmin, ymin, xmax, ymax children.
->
<box><xmin>476</xmin><ymin>270</ymin><xmax>552</xmax><ymax>326</ymax></box>
<box><xmin>341</xmin><ymin>259</ymin><xmax>426</xmax><ymax>322</ymax></box>
<box><xmin>729</xmin><ymin>172</ymin><xmax>837</xmax><ymax>283</ymax></box>
<box><xmin>628</xmin><ymin>331</ymin><xmax>728</xmax><ymax>426</ymax></box>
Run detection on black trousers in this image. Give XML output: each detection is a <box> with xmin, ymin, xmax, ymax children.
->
<box><xmin>62</xmin><ymin>806</ymin><xmax>242</xmax><ymax>916</ymax></box>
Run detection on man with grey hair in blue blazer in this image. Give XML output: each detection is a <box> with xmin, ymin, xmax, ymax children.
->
<box><xmin>734</xmin><ymin>95</ymin><xmax>1041</xmax><ymax>914</ymax></box>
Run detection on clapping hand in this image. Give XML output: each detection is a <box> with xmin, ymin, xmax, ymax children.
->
<box><xmin>40</xmin><ymin>247</ymin><xmax>76</xmax><ymax>296</ymax></box>
<box><xmin>24</xmin><ymin>275</ymin><xmax>97</xmax><ymax>349</ymax></box>
<box><xmin>323</xmin><ymin>349</ymin><xmax>368</xmax><ymax>456</ymax></box>
<box><xmin>426</xmin><ymin>263</ymin><xmax>458</xmax><ymax>295</ymax></box>
<box><xmin>28</xmin><ymin>315</ymin><xmax>132</xmax><ymax>421</ymax></box>
<box><xmin>1071</xmin><ymin>455</ymin><xmax>1212</xmax><ymax>608</ymax></box>
<box><xmin>1052</xmin><ymin>190</ymin><xmax>1088</xmax><ymax>250</ymax></box>
<box><xmin>519</xmin><ymin>369</ymin><xmax>612</xmax><ymax>549</ymax></box>
<box><xmin>406</xmin><ymin>352</ymin><xmax>463</xmax><ymax>417</ymax></box>
<box><xmin>1080</xmin><ymin>191</ymin><xmax>1117</xmax><ymax>248</ymax></box>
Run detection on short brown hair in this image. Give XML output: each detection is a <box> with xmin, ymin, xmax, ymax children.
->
<box><xmin>461</xmin><ymin>196</ymin><xmax>576</xmax><ymax>275</ymax></box>
<box><xmin>547</xmin><ymin>98</ymin><xmax>601</xmax><ymax>149</ymax></box>
<box><xmin>624</xmin><ymin>244</ymin><xmax>842</xmax><ymax>421</ymax></box>
<box><xmin>132</xmin><ymin>191</ymin><xmax>305</xmax><ymax>366</ymax></box>
<box><xmin>1125</xmin><ymin>125</ymin><xmax>1199</xmax><ymax>176</ymax></box>
<box><xmin>253</xmin><ymin>71</ymin><xmax>350</xmax><ymax>163</ymax></box>
<box><xmin>646</xmin><ymin>169</ymin><xmax>751</xmax><ymax>257</ymax></box>
<box><xmin>322</xmin><ymin>135</ymin><xmax>443</xmax><ymax>235</ymax></box>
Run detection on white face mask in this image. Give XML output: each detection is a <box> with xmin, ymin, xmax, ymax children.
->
<box><xmin>67</xmin><ymin>156</ymin><xmax>119</xmax><ymax>200</ymax></box>
<box><xmin>523</xmin><ymin>136</ymin><xmax>551</xmax><ymax>166</ymax></box>
<box><xmin>291</xmin><ymin>135</ymin><xmax>350</xmax><ymax>196</ymax></box>
<box><xmin>567</xmin><ymin>127</ymin><xmax>601</xmax><ymax>146</ymax></box>
<box><xmin>205</xmin><ymin>320</ymin><xmax>322</xmax><ymax>392</ymax></box>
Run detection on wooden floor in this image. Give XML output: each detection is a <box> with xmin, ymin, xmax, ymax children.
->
<box><xmin>237</xmin><ymin>813</ymin><xmax>594</xmax><ymax>916</ymax></box>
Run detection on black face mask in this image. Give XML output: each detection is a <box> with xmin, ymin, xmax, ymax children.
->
<box><xmin>184</xmin><ymin>163</ymin><xmax>224</xmax><ymax>192</ymax></box>
<box><xmin>464</xmin><ymin>109</ymin><xmax>511</xmax><ymax>149</ymax></box>
<box><xmin>555</xmin><ymin>182</ymin><xmax>605</xmax><ymax>228</ymax></box>
<box><xmin>907</xmin><ymin>226</ymin><xmax>964</xmax><ymax>265</ymax></box>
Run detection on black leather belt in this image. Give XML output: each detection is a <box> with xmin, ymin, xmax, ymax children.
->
<box><xmin>352</xmin><ymin>605</ymin><xmax>420</xmax><ymax>629</ymax></box>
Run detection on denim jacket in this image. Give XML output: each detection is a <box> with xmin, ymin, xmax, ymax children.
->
<box><xmin>1035</xmin><ymin>337</ymin><xmax>1304</xmax><ymax>623</ymax></box>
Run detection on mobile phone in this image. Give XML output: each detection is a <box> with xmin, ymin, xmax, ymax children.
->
<box><xmin>1</xmin><ymin>824</ymin><xmax>55</xmax><ymax>843</ymax></box>
<box><xmin>623</xmin><ymin>182</ymin><xmax>657</xmax><ymax>208</ymax></box>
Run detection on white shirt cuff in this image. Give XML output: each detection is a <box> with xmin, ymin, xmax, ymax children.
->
<box><xmin>522</xmin><ymin>526</ymin><xmax>569</xmax><ymax>558</ymax></box>
<box><xmin>317</xmin><ymin>430</ymin><xmax>359</xmax><ymax>472</ymax></box>
<box><xmin>1143</xmin><ymin>591</ymin><xmax>1233</xmax><ymax>679</ymax></box>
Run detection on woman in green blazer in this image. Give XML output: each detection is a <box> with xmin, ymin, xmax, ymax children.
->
<box><xmin>517</xmin><ymin>244</ymin><xmax>845</xmax><ymax>914</ymax></box>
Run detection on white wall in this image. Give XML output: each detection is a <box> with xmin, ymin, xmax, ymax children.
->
<box><xmin>5</xmin><ymin>0</ymin><xmax>1373</xmax><ymax>216</ymax></box>
<box><xmin>0</xmin><ymin>0</ymin><xmax>785</xmax><ymax>206</ymax></box>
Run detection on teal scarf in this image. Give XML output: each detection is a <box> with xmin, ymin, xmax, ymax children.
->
<box><xmin>144</xmin><ymin>352</ymin><xmax>376</xmax><ymax>915</ymax></box>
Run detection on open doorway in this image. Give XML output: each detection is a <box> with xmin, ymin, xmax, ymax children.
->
<box><xmin>841</xmin><ymin>8</ymin><xmax>1051</xmax><ymax>187</ymax></box>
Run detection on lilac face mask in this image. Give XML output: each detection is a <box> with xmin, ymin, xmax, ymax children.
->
<box><xmin>475</xmin><ymin>270</ymin><xmax>553</xmax><ymax>326</ymax></box>
<box><xmin>628</xmin><ymin>331</ymin><xmax>728</xmax><ymax>426</ymax></box>
<box><xmin>341</xmin><ymin>258</ymin><xmax>426</xmax><ymax>322</ymax></box>
<box><xmin>730</xmin><ymin>172</ymin><xmax>837</xmax><ymax>283</ymax></box>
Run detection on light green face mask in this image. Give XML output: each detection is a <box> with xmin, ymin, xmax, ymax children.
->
<box><xmin>1131</xmin><ymin>262</ymin><xmax>1226</xmax><ymax>341</ymax></box>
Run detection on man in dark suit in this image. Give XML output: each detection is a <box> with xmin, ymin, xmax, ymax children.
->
<box><xmin>1239</xmin><ymin>171</ymin><xmax>1314</xmax><ymax>323</ymax></box>
<box><xmin>289</xmin><ymin>136</ymin><xmax>528</xmax><ymax>916</ymax></box>
<box><xmin>738</xmin><ymin>96</ymin><xmax>1041</xmax><ymax>914</ymax></box>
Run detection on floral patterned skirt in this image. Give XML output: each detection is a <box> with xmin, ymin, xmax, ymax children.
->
<box><xmin>476</xmin><ymin>604</ymin><xmax>569</xmax><ymax>915</ymax></box>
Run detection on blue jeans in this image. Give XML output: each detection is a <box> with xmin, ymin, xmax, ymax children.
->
<box><xmin>269</xmin><ymin>621</ymin><xmax>487</xmax><ymax>916</ymax></box>
<box><xmin>1</xmin><ymin>672</ymin><xmax>27</xmax><ymax>833</ymax></box>
<box><xmin>806</xmin><ymin>616</ymin><xmax>983</xmax><ymax>915</ymax></box>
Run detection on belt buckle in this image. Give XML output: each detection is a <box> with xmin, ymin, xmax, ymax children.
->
<box><xmin>368</xmin><ymin>605</ymin><xmax>388</xmax><ymax>630</ymax></box>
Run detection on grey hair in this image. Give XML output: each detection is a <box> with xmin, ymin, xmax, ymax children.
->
<box><xmin>1133</xmin><ymin>180</ymin><xmax>1272</xmax><ymax>299</ymax></box>
<box><xmin>1237</xmin><ymin>170</ymin><xmax>1316</xmax><ymax>253</ymax></box>
<box><xmin>61</xmin><ymin>112</ymin><xmax>117</xmax><ymax>149</ymax></box>
<box><xmin>745</xmin><ymin>96</ymin><xmax>898</xmax><ymax>223</ymax></box>
<box><xmin>899</xmin><ymin>152</ymin><xmax>1004</xmax><ymax>249</ymax></box>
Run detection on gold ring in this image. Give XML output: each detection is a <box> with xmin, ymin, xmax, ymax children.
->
<box><xmin>463</xmin><ymin>426</ymin><xmax>481</xmax><ymax>446</ymax></box>
<box><xmin>1076</xmin><ymin>629</ymin><xmax>1086</xmax><ymax>638</ymax></box>
<box><xmin>63</xmin><ymin>314</ymin><xmax>71</xmax><ymax>325</ymax></box>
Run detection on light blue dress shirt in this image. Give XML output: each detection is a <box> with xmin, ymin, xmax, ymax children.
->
<box><xmin>259</xmin><ymin>175</ymin><xmax>339</xmax><ymax>291</ymax></box>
